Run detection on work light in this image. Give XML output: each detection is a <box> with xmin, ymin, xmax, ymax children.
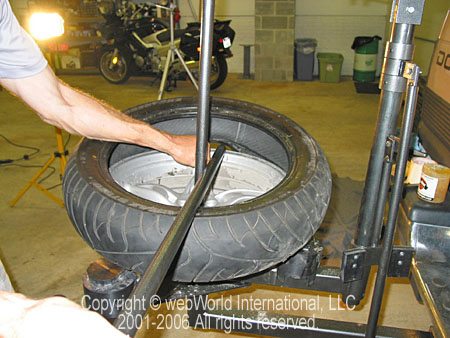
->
<box><xmin>28</xmin><ymin>12</ymin><xmax>64</xmax><ymax>40</ymax></box>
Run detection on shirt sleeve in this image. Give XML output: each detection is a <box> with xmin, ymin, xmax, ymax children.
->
<box><xmin>0</xmin><ymin>0</ymin><xmax>47</xmax><ymax>79</ymax></box>
<box><xmin>0</xmin><ymin>259</ymin><xmax>14</xmax><ymax>292</ymax></box>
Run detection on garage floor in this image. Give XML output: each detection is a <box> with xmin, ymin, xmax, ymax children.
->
<box><xmin>0</xmin><ymin>74</ymin><xmax>431</xmax><ymax>336</ymax></box>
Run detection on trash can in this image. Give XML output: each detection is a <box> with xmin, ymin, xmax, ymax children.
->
<box><xmin>294</xmin><ymin>38</ymin><xmax>317</xmax><ymax>81</ymax></box>
<box><xmin>351</xmin><ymin>36</ymin><xmax>381</xmax><ymax>82</ymax></box>
<box><xmin>317</xmin><ymin>53</ymin><xmax>344</xmax><ymax>83</ymax></box>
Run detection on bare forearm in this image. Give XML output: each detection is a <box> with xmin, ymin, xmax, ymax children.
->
<box><xmin>1</xmin><ymin>67</ymin><xmax>172</xmax><ymax>154</ymax></box>
<box><xmin>56</xmin><ymin>81</ymin><xmax>174</xmax><ymax>152</ymax></box>
<box><xmin>0</xmin><ymin>66</ymin><xmax>197</xmax><ymax>166</ymax></box>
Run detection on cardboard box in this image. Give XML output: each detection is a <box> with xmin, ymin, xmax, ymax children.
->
<box><xmin>60</xmin><ymin>55</ymin><xmax>81</xmax><ymax>69</ymax></box>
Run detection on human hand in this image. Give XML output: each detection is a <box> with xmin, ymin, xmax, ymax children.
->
<box><xmin>0</xmin><ymin>291</ymin><xmax>127</xmax><ymax>338</ymax></box>
<box><xmin>169</xmin><ymin>134</ymin><xmax>210</xmax><ymax>167</ymax></box>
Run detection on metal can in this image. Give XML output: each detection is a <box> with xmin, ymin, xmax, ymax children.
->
<box><xmin>417</xmin><ymin>163</ymin><xmax>450</xmax><ymax>203</ymax></box>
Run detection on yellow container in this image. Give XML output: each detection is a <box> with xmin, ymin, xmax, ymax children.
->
<box><xmin>417</xmin><ymin>163</ymin><xmax>450</xmax><ymax>203</ymax></box>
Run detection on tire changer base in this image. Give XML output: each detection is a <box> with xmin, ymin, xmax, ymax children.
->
<box><xmin>81</xmin><ymin>1</ymin><xmax>447</xmax><ymax>337</ymax></box>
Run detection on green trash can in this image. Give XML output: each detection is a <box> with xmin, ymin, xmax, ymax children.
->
<box><xmin>351</xmin><ymin>36</ymin><xmax>381</xmax><ymax>82</ymax></box>
<box><xmin>317</xmin><ymin>53</ymin><xmax>344</xmax><ymax>83</ymax></box>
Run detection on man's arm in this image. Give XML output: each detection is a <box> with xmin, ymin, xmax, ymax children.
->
<box><xmin>0</xmin><ymin>291</ymin><xmax>127</xmax><ymax>338</ymax></box>
<box><xmin>0</xmin><ymin>66</ymin><xmax>196</xmax><ymax>166</ymax></box>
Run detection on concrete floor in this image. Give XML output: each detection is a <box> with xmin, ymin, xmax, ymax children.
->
<box><xmin>0</xmin><ymin>74</ymin><xmax>431</xmax><ymax>336</ymax></box>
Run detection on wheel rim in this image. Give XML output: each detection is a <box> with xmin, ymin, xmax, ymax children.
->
<box><xmin>109</xmin><ymin>150</ymin><xmax>285</xmax><ymax>207</ymax></box>
<box><xmin>100</xmin><ymin>51</ymin><xmax>127</xmax><ymax>82</ymax></box>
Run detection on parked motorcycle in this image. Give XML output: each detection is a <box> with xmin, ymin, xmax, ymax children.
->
<box><xmin>97</xmin><ymin>1</ymin><xmax>235</xmax><ymax>89</ymax></box>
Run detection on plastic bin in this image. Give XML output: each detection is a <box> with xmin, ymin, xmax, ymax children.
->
<box><xmin>317</xmin><ymin>53</ymin><xmax>344</xmax><ymax>83</ymax></box>
<box><xmin>294</xmin><ymin>38</ymin><xmax>317</xmax><ymax>81</ymax></box>
<box><xmin>351</xmin><ymin>36</ymin><xmax>381</xmax><ymax>82</ymax></box>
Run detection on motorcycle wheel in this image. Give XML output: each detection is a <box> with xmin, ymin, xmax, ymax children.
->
<box><xmin>99</xmin><ymin>49</ymin><xmax>131</xmax><ymax>84</ymax></box>
<box><xmin>191</xmin><ymin>55</ymin><xmax>228</xmax><ymax>90</ymax></box>
<box><xmin>63</xmin><ymin>97</ymin><xmax>331</xmax><ymax>282</ymax></box>
<box><xmin>209</xmin><ymin>55</ymin><xmax>228</xmax><ymax>90</ymax></box>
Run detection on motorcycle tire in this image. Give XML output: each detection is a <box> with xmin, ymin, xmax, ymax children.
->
<box><xmin>63</xmin><ymin>97</ymin><xmax>331</xmax><ymax>282</ymax></box>
<box><xmin>99</xmin><ymin>49</ymin><xmax>131</xmax><ymax>84</ymax></box>
<box><xmin>210</xmin><ymin>55</ymin><xmax>228</xmax><ymax>90</ymax></box>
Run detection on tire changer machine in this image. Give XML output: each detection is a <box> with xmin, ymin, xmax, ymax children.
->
<box><xmin>81</xmin><ymin>0</ymin><xmax>449</xmax><ymax>337</ymax></box>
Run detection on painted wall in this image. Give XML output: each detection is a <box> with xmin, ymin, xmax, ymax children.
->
<box><xmin>10</xmin><ymin>0</ymin><xmax>28</xmax><ymax>11</ymax></box>
<box><xmin>10</xmin><ymin>0</ymin><xmax>29</xmax><ymax>18</ymax></box>
<box><xmin>178</xmin><ymin>0</ymin><xmax>255</xmax><ymax>74</ymax></box>
<box><xmin>295</xmin><ymin>0</ymin><xmax>390</xmax><ymax>76</ymax></box>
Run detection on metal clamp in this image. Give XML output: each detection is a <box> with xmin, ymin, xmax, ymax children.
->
<box><xmin>403</xmin><ymin>61</ymin><xmax>421</xmax><ymax>83</ymax></box>
<box><xmin>390</xmin><ymin>0</ymin><xmax>425</xmax><ymax>25</ymax></box>
<box><xmin>389</xmin><ymin>247</ymin><xmax>415</xmax><ymax>277</ymax></box>
<box><xmin>385</xmin><ymin>135</ymin><xmax>400</xmax><ymax>162</ymax></box>
<box><xmin>342</xmin><ymin>246</ymin><xmax>415</xmax><ymax>283</ymax></box>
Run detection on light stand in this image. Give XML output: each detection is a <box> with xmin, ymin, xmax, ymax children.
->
<box><xmin>155</xmin><ymin>2</ymin><xmax>198</xmax><ymax>100</ymax></box>
<box><xmin>9</xmin><ymin>127</ymin><xmax>67</xmax><ymax>207</ymax></box>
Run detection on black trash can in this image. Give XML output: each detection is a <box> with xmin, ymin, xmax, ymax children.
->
<box><xmin>294</xmin><ymin>38</ymin><xmax>317</xmax><ymax>81</ymax></box>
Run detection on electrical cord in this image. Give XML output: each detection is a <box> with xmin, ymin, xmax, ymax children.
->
<box><xmin>0</xmin><ymin>162</ymin><xmax>57</xmax><ymax>186</ymax></box>
<box><xmin>0</xmin><ymin>133</ymin><xmax>69</xmax><ymax>187</ymax></box>
<box><xmin>0</xmin><ymin>134</ymin><xmax>40</xmax><ymax>162</ymax></box>
<box><xmin>64</xmin><ymin>133</ymin><xmax>71</xmax><ymax>148</ymax></box>
<box><xmin>37</xmin><ymin>166</ymin><xmax>57</xmax><ymax>185</ymax></box>
<box><xmin>46</xmin><ymin>183</ymin><xmax>62</xmax><ymax>191</ymax></box>
<box><xmin>0</xmin><ymin>132</ymin><xmax>70</xmax><ymax>163</ymax></box>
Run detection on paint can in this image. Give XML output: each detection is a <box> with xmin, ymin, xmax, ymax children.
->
<box><xmin>417</xmin><ymin>163</ymin><xmax>450</xmax><ymax>203</ymax></box>
<box><xmin>405</xmin><ymin>157</ymin><xmax>436</xmax><ymax>185</ymax></box>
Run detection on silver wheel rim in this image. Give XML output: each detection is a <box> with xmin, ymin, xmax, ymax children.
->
<box><xmin>110</xmin><ymin>150</ymin><xmax>285</xmax><ymax>207</ymax></box>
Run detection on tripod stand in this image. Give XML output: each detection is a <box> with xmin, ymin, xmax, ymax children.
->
<box><xmin>9</xmin><ymin>127</ymin><xmax>68</xmax><ymax>207</ymax></box>
<box><xmin>156</xmin><ymin>2</ymin><xmax>198</xmax><ymax>100</ymax></box>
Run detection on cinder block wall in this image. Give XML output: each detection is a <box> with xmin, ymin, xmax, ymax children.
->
<box><xmin>255</xmin><ymin>0</ymin><xmax>295</xmax><ymax>81</ymax></box>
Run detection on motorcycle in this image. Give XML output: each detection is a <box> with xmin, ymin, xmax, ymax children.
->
<box><xmin>97</xmin><ymin>1</ymin><xmax>235</xmax><ymax>89</ymax></box>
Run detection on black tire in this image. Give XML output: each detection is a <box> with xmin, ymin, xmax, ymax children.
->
<box><xmin>209</xmin><ymin>55</ymin><xmax>228</xmax><ymax>90</ymax></box>
<box><xmin>63</xmin><ymin>97</ymin><xmax>331</xmax><ymax>282</ymax></box>
<box><xmin>99</xmin><ymin>49</ymin><xmax>131</xmax><ymax>84</ymax></box>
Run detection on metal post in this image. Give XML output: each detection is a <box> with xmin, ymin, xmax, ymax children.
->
<box><xmin>241</xmin><ymin>44</ymin><xmax>253</xmax><ymax>79</ymax></box>
<box><xmin>114</xmin><ymin>145</ymin><xmax>225</xmax><ymax>337</ymax></box>
<box><xmin>346</xmin><ymin>0</ymin><xmax>424</xmax><ymax>305</ymax></box>
<box><xmin>195</xmin><ymin>0</ymin><xmax>215</xmax><ymax>181</ymax></box>
<box><xmin>372</xmin><ymin>136</ymin><xmax>399</xmax><ymax>244</ymax></box>
<box><xmin>371</xmin><ymin>158</ymin><xmax>393</xmax><ymax>244</ymax></box>
<box><xmin>366</xmin><ymin>63</ymin><xmax>421</xmax><ymax>337</ymax></box>
<box><xmin>169</xmin><ymin>3</ymin><xmax>175</xmax><ymax>62</ymax></box>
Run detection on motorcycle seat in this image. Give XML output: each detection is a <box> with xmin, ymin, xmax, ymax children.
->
<box><xmin>154</xmin><ymin>29</ymin><xmax>187</xmax><ymax>43</ymax></box>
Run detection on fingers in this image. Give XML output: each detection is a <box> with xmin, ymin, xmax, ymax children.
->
<box><xmin>168</xmin><ymin>134</ymin><xmax>212</xmax><ymax>168</ymax></box>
